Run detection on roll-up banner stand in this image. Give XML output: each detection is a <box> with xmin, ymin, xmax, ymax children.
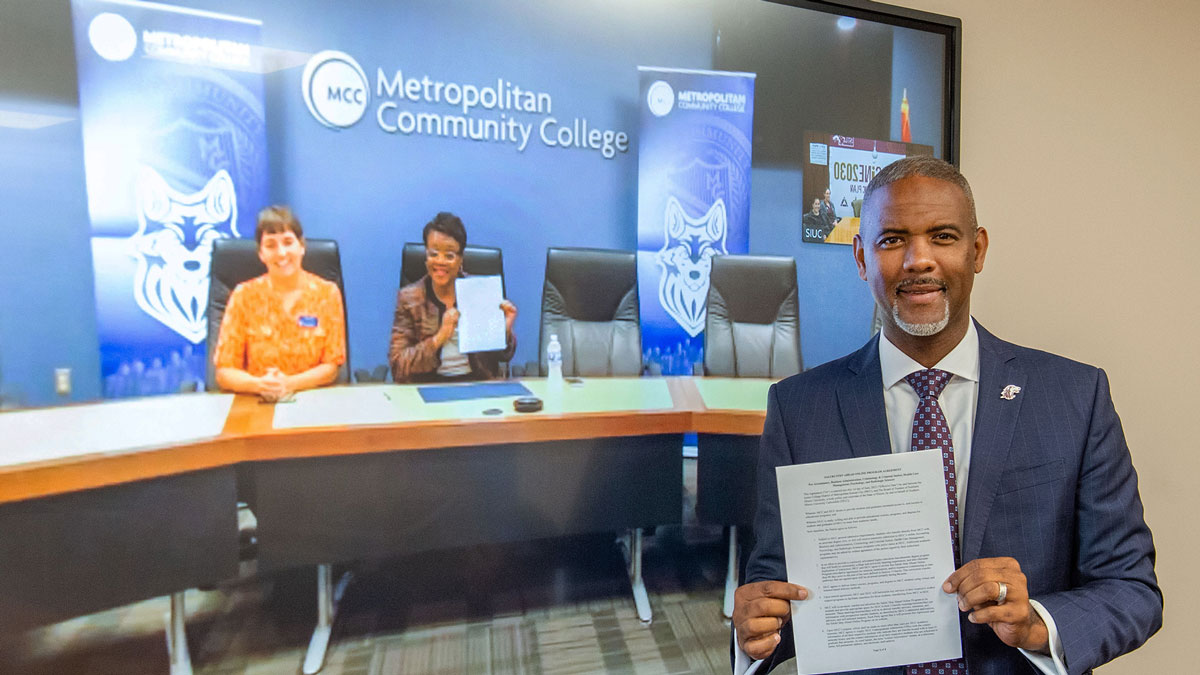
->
<box><xmin>635</xmin><ymin>67</ymin><xmax>755</xmax><ymax>375</ymax></box>
<box><xmin>71</xmin><ymin>0</ymin><xmax>268</xmax><ymax>396</ymax></box>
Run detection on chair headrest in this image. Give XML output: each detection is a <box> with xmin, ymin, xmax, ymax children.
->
<box><xmin>709</xmin><ymin>255</ymin><xmax>797</xmax><ymax>324</ymax></box>
<box><xmin>544</xmin><ymin>247</ymin><xmax>637</xmax><ymax>321</ymax></box>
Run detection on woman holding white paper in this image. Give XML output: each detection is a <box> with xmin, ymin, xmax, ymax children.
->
<box><xmin>388</xmin><ymin>212</ymin><xmax>517</xmax><ymax>382</ymax></box>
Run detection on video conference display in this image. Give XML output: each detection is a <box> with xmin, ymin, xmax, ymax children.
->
<box><xmin>801</xmin><ymin>130</ymin><xmax>933</xmax><ymax>245</ymax></box>
<box><xmin>0</xmin><ymin>0</ymin><xmax>955</xmax><ymax>404</ymax></box>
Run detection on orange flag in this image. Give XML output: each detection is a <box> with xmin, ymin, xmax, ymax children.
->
<box><xmin>900</xmin><ymin>87</ymin><xmax>912</xmax><ymax>143</ymax></box>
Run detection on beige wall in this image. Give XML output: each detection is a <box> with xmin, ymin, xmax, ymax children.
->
<box><xmin>891</xmin><ymin>0</ymin><xmax>1200</xmax><ymax>670</ymax></box>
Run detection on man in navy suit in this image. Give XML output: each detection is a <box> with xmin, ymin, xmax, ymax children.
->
<box><xmin>732</xmin><ymin>156</ymin><xmax>1161</xmax><ymax>675</ymax></box>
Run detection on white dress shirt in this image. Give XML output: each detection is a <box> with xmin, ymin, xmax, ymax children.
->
<box><xmin>735</xmin><ymin>322</ymin><xmax>1067</xmax><ymax>675</ymax></box>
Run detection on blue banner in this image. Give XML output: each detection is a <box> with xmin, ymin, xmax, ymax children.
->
<box><xmin>636</xmin><ymin>67</ymin><xmax>755</xmax><ymax>375</ymax></box>
<box><xmin>71</xmin><ymin>0</ymin><xmax>268</xmax><ymax>397</ymax></box>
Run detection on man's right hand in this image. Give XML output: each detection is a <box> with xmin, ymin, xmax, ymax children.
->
<box><xmin>733</xmin><ymin>580</ymin><xmax>808</xmax><ymax>660</ymax></box>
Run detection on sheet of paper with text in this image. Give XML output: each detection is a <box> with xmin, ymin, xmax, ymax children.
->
<box><xmin>455</xmin><ymin>275</ymin><xmax>506</xmax><ymax>353</ymax></box>
<box><xmin>777</xmin><ymin>450</ymin><xmax>962</xmax><ymax>674</ymax></box>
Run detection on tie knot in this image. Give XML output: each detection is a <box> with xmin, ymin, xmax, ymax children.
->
<box><xmin>905</xmin><ymin>368</ymin><xmax>952</xmax><ymax>400</ymax></box>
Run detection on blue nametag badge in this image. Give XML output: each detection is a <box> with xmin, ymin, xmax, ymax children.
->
<box><xmin>298</xmin><ymin>315</ymin><xmax>319</xmax><ymax>328</ymax></box>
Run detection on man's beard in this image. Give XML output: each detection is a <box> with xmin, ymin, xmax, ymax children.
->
<box><xmin>892</xmin><ymin>294</ymin><xmax>950</xmax><ymax>337</ymax></box>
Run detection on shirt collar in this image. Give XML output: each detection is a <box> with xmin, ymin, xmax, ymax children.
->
<box><xmin>879</xmin><ymin>319</ymin><xmax>980</xmax><ymax>390</ymax></box>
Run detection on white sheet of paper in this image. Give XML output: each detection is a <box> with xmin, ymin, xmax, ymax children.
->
<box><xmin>455</xmin><ymin>276</ymin><xmax>506</xmax><ymax>353</ymax></box>
<box><xmin>777</xmin><ymin>450</ymin><xmax>962</xmax><ymax>674</ymax></box>
<box><xmin>0</xmin><ymin>393</ymin><xmax>233</xmax><ymax>468</ymax></box>
<box><xmin>272</xmin><ymin>385</ymin><xmax>403</xmax><ymax>429</ymax></box>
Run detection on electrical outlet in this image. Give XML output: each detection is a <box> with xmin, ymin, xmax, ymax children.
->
<box><xmin>54</xmin><ymin>368</ymin><xmax>71</xmax><ymax>397</ymax></box>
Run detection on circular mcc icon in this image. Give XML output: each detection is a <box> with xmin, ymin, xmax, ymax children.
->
<box><xmin>88</xmin><ymin>12</ymin><xmax>137</xmax><ymax>62</ymax></box>
<box><xmin>647</xmin><ymin>80</ymin><xmax>674</xmax><ymax>117</ymax></box>
<box><xmin>302</xmin><ymin>50</ymin><xmax>370</xmax><ymax>129</ymax></box>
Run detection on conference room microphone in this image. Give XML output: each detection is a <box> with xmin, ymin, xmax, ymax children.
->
<box><xmin>513</xmin><ymin>396</ymin><xmax>543</xmax><ymax>413</ymax></box>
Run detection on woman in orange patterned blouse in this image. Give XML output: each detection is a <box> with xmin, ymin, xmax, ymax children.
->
<box><xmin>213</xmin><ymin>206</ymin><xmax>346</xmax><ymax>401</ymax></box>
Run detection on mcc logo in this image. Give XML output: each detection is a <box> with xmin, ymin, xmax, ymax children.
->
<box><xmin>302</xmin><ymin>50</ymin><xmax>369</xmax><ymax>129</ymax></box>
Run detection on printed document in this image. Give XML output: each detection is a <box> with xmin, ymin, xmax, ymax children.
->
<box><xmin>776</xmin><ymin>450</ymin><xmax>962</xmax><ymax>674</ymax></box>
<box><xmin>456</xmin><ymin>275</ymin><xmax>506</xmax><ymax>353</ymax></box>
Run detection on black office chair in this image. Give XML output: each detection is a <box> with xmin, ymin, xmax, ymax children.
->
<box><xmin>536</xmin><ymin>247</ymin><xmax>657</xmax><ymax>619</ymax></box>
<box><xmin>702</xmin><ymin>254</ymin><xmax>801</xmax><ymax>378</ymax></box>
<box><xmin>398</xmin><ymin>242</ymin><xmax>505</xmax><ymax>293</ymax></box>
<box><xmin>697</xmin><ymin>254</ymin><xmax>802</xmax><ymax>618</ymax></box>
<box><xmin>206</xmin><ymin>237</ymin><xmax>351</xmax><ymax>389</ymax></box>
<box><xmin>537</xmin><ymin>247</ymin><xmax>641</xmax><ymax>376</ymax></box>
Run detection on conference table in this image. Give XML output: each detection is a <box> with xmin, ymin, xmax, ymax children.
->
<box><xmin>824</xmin><ymin>216</ymin><xmax>861</xmax><ymax>245</ymax></box>
<box><xmin>0</xmin><ymin>376</ymin><xmax>772</xmax><ymax>674</ymax></box>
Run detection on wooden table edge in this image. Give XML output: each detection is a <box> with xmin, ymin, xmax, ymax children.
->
<box><xmin>1</xmin><ymin>383</ymin><xmax>768</xmax><ymax>504</ymax></box>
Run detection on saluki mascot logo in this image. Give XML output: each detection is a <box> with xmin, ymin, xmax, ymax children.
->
<box><xmin>130</xmin><ymin>166</ymin><xmax>238</xmax><ymax>343</ymax></box>
<box><xmin>655</xmin><ymin>196</ymin><xmax>728</xmax><ymax>337</ymax></box>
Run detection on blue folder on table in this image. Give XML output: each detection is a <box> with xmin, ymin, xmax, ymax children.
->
<box><xmin>417</xmin><ymin>381</ymin><xmax>533</xmax><ymax>403</ymax></box>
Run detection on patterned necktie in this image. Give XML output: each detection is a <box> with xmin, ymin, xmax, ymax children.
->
<box><xmin>905</xmin><ymin>368</ymin><xmax>968</xmax><ymax>675</ymax></box>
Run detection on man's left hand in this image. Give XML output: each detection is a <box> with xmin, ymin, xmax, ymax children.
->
<box><xmin>944</xmin><ymin>557</ymin><xmax>1049</xmax><ymax>654</ymax></box>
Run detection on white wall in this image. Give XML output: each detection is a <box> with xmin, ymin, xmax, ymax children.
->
<box><xmin>893</xmin><ymin>0</ymin><xmax>1200</xmax><ymax>670</ymax></box>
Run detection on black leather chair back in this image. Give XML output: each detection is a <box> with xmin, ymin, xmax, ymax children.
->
<box><xmin>704</xmin><ymin>254</ymin><xmax>801</xmax><ymax>378</ymax></box>
<box><xmin>206</xmin><ymin>238</ymin><xmax>350</xmax><ymax>389</ymax></box>
<box><xmin>398</xmin><ymin>242</ymin><xmax>505</xmax><ymax>293</ymax></box>
<box><xmin>538</xmin><ymin>247</ymin><xmax>641</xmax><ymax>376</ymax></box>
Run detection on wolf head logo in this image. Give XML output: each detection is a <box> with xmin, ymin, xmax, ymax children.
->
<box><xmin>130</xmin><ymin>166</ymin><xmax>238</xmax><ymax>343</ymax></box>
<box><xmin>655</xmin><ymin>196</ymin><xmax>727</xmax><ymax>337</ymax></box>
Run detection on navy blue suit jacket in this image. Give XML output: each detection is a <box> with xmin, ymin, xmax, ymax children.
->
<box><xmin>744</xmin><ymin>323</ymin><xmax>1161</xmax><ymax>675</ymax></box>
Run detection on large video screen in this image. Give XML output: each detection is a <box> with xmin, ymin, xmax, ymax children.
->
<box><xmin>0</xmin><ymin>0</ymin><xmax>960</xmax><ymax>404</ymax></box>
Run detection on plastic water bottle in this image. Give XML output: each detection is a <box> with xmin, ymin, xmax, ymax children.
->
<box><xmin>547</xmin><ymin>334</ymin><xmax>563</xmax><ymax>383</ymax></box>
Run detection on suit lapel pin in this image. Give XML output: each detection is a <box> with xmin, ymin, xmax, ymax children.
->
<box><xmin>1000</xmin><ymin>384</ymin><xmax>1021</xmax><ymax>400</ymax></box>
